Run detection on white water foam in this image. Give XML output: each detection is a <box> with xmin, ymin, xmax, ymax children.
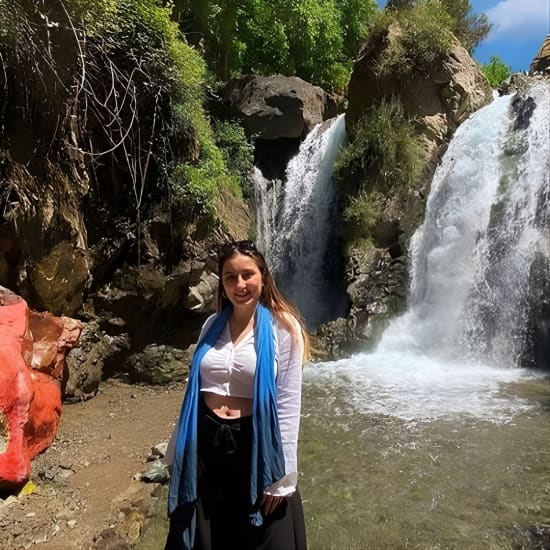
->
<box><xmin>305</xmin><ymin>353</ymin><xmax>543</xmax><ymax>423</ymax></box>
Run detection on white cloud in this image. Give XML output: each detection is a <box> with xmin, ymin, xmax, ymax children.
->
<box><xmin>484</xmin><ymin>0</ymin><xmax>550</xmax><ymax>41</ymax></box>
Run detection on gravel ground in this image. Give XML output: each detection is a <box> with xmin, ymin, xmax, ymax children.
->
<box><xmin>0</xmin><ymin>379</ymin><xmax>185</xmax><ymax>550</ymax></box>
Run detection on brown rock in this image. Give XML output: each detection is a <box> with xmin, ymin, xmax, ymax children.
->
<box><xmin>220</xmin><ymin>75</ymin><xmax>338</xmax><ymax>140</ymax></box>
<box><xmin>529</xmin><ymin>34</ymin><xmax>550</xmax><ymax>75</ymax></box>
<box><xmin>347</xmin><ymin>30</ymin><xmax>493</xmax><ymax>166</ymax></box>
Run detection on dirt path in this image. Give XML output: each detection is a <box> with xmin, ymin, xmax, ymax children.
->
<box><xmin>0</xmin><ymin>380</ymin><xmax>185</xmax><ymax>550</ymax></box>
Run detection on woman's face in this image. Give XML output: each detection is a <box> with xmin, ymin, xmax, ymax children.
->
<box><xmin>221</xmin><ymin>252</ymin><xmax>263</xmax><ymax>311</ymax></box>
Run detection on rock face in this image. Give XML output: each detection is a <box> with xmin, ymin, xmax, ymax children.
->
<box><xmin>219</xmin><ymin>74</ymin><xmax>338</xmax><ymax>140</ymax></box>
<box><xmin>0</xmin><ymin>151</ymin><xmax>90</xmax><ymax>318</ymax></box>
<box><xmin>529</xmin><ymin>34</ymin><xmax>550</xmax><ymax>75</ymax></box>
<box><xmin>347</xmin><ymin>30</ymin><xmax>493</xmax><ymax>180</ymax></box>
<box><xmin>0</xmin><ymin>286</ymin><xmax>81</xmax><ymax>491</ymax></box>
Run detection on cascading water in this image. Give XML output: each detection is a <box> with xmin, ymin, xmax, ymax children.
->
<box><xmin>298</xmin><ymin>83</ymin><xmax>550</xmax><ymax>548</ymax></box>
<box><xmin>254</xmin><ymin>115</ymin><xmax>348</xmax><ymax>328</ymax></box>
<box><xmin>308</xmin><ymin>82</ymin><xmax>550</xmax><ymax>422</ymax></box>
<box><xmin>379</xmin><ymin>82</ymin><xmax>550</xmax><ymax>368</ymax></box>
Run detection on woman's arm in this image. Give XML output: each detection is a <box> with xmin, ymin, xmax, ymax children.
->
<box><xmin>263</xmin><ymin>315</ymin><xmax>304</xmax><ymax>497</ymax></box>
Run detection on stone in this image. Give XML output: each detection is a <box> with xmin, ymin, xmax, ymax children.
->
<box><xmin>0</xmin><ymin>286</ymin><xmax>81</xmax><ymax>491</ymax></box>
<box><xmin>123</xmin><ymin>344</ymin><xmax>189</xmax><ymax>385</ymax></box>
<box><xmin>529</xmin><ymin>34</ymin><xmax>550</xmax><ymax>75</ymax></box>
<box><xmin>136</xmin><ymin>460</ymin><xmax>169</xmax><ymax>484</ymax></box>
<box><xmin>64</xmin><ymin>321</ymin><xmax>130</xmax><ymax>403</ymax></box>
<box><xmin>219</xmin><ymin>74</ymin><xmax>338</xmax><ymax>140</ymax></box>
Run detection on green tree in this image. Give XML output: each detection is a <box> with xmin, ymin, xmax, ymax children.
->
<box><xmin>481</xmin><ymin>55</ymin><xmax>512</xmax><ymax>88</ymax></box>
<box><xmin>173</xmin><ymin>0</ymin><xmax>377</xmax><ymax>91</ymax></box>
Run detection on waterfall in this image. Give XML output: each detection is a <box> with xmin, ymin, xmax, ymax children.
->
<box><xmin>254</xmin><ymin>115</ymin><xmax>348</xmax><ymax>328</ymax></box>
<box><xmin>378</xmin><ymin>82</ymin><xmax>550</xmax><ymax>366</ymax></box>
<box><xmin>307</xmin><ymin>82</ymin><xmax>549</xmax><ymax>423</ymax></box>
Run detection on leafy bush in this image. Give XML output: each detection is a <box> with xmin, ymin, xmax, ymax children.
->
<box><xmin>169</xmin><ymin>163</ymin><xmax>218</xmax><ymax>220</ymax></box>
<box><xmin>334</xmin><ymin>97</ymin><xmax>422</xmax><ymax>195</ymax></box>
<box><xmin>174</xmin><ymin>0</ymin><xmax>378</xmax><ymax>92</ymax></box>
<box><xmin>371</xmin><ymin>2</ymin><xmax>455</xmax><ymax>77</ymax></box>
<box><xmin>214</xmin><ymin>121</ymin><xmax>254</xmax><ymax>198</ymax></box>
<box><xmin>385</xmin><ymin>0</ymin><xmax>491</xmax><ymax>54</ymax></box>
<box><xmin>481</xmin><ymin>55</ymin><xmax>512</xmax><ymax>88</ymax></box>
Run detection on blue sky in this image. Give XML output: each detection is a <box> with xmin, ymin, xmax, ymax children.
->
<box><xmin>376</xmin><ymin>0</ymin><xmax>550</xmax><ymax>72</ymax></box>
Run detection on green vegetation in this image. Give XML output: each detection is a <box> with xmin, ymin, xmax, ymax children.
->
<box><xmin>335</xmin><ymin>98</ymin><xmax>422</xmax><ymax>193</ymax></box>
<box><xmin>370</xmin><ymin>2</ymin><xmax>455</xmax><ymax>77</ymax></box>
<box><xmin>385</xmin><ymin>0</ymin><xmax>491</xmax><ymax>53</ymax></box>
<box><xmin>342</xmin><ymin>190</ymin><xmax>385</xmax><ymax>245</ymax></box>
<box><xmin>334</xmin><ymin>98</ymin><xmax>422</xmax><ymax>246</ymax></box>
<box><xmin>0</xmin><ymin>0</ymin><xmax>249</xmax><ymax>224</ymax></box>
<box><xmin>1</xmin><ymin>0</ymin><xmax>495</xmax><ymax>234</ymax></box>
<box><xmin>214</xmin><ymin>121</ymin><xmax>255</xmax><ymax>199</ymax></box>
<box><xmin>173</xmin><ymin>0</ymin><xmax>378</xmax><ymax>92</ymax></box>
<box><xmin>481</xmin><ymin>55</ymin><xmax>512</xmax><ymax>88</ymax></box>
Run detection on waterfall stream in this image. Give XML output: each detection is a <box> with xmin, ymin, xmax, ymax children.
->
<box><xmin>254</xmin><ymin>115</ymin><xmax>348</xmax><ymax>328</ymax></box>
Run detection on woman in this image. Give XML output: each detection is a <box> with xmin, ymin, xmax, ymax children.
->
<box><xmin>165</xmin><ymin>240</ymin><xmax>309</xmax><ymax>550</ymax></box>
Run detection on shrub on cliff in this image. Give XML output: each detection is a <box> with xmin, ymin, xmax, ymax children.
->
<box><xmin>369</xmin><ymin>2</ymin><xmax>455</xmax><ymax>78</ymax></box>
<box><xmin>334</xmin><ymin>98</ymin><xmax>422</xmax><ymax>246</ymax></box>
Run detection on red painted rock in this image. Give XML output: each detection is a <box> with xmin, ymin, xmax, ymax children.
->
<box><xmin>0</xmin><ymin>286</ymin><xmax>81</xmax><ymax>491</ymax></box>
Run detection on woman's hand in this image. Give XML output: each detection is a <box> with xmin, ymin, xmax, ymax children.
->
<box><xmin>260</xmin><ymin>493</ymin><xmax>285</xmax><ymax>516</ymax></box>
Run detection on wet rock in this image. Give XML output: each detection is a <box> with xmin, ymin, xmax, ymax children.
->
<box><xmin>136</xmin><ymin>460</ymin><xmax>169</xmax><ymax>484</ymax></box>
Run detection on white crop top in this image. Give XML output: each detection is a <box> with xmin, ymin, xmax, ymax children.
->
<box><xmin>199</xmin><ymin>322</ymin><xmax>258</xmax><ymax>398</ymax></box>
<box><xmin>164</xmin><ymin>311</ymin><xmax>304</xmax><ymax>497</ymax></box>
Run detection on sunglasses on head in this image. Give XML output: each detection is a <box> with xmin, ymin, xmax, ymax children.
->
<box><xmin>219</xmin><ymin>240</ymin><xmax>257</xmax><ymax>255</ymax></box>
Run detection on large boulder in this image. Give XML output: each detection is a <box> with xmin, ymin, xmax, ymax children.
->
<box><xmin>219</xmin><ymin>75</ymin><xmax>337</xmax><ymax>140</ymax></box>
<box><xmin>0</xmin><ymin>286</ymin><xmax>81</xmax><ymax>491</ymax></box>
<box><xmin>529</xmin><ymin>34</ymin><xmax>550</xmax><ymax>75</ymax></box>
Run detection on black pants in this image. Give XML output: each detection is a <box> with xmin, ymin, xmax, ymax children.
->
<box><xmin>165</xmin><ymin>398</ymin><xmax>307</xmax><ymax>550</ymax></box>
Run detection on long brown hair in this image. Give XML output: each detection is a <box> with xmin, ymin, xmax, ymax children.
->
<box><xmin>217</xmin><ymin>240</ymin><xmax>311</xmax><ymax>362</ymax></box>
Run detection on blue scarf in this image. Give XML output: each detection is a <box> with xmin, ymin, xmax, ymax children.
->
<box><xmin>167</xmin><ymin>304</ymin><xmax>285</xmax><ymax>547</ymax></box>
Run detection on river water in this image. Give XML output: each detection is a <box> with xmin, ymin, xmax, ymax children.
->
<box><xmin>300</xmin><ymin>357</ymin><xmax>550</xmax><ymax>549</ymax></box>
<box><xmin>138</xmin><ymin>366</ymin><xmax>550</xmax><ymax>549</ymax></box>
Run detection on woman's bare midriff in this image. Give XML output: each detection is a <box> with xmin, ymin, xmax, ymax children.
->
<box><xmin>202</xmin><ymin>391</ymin><xmax>253</xmax><ymax>419</ymax></box>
